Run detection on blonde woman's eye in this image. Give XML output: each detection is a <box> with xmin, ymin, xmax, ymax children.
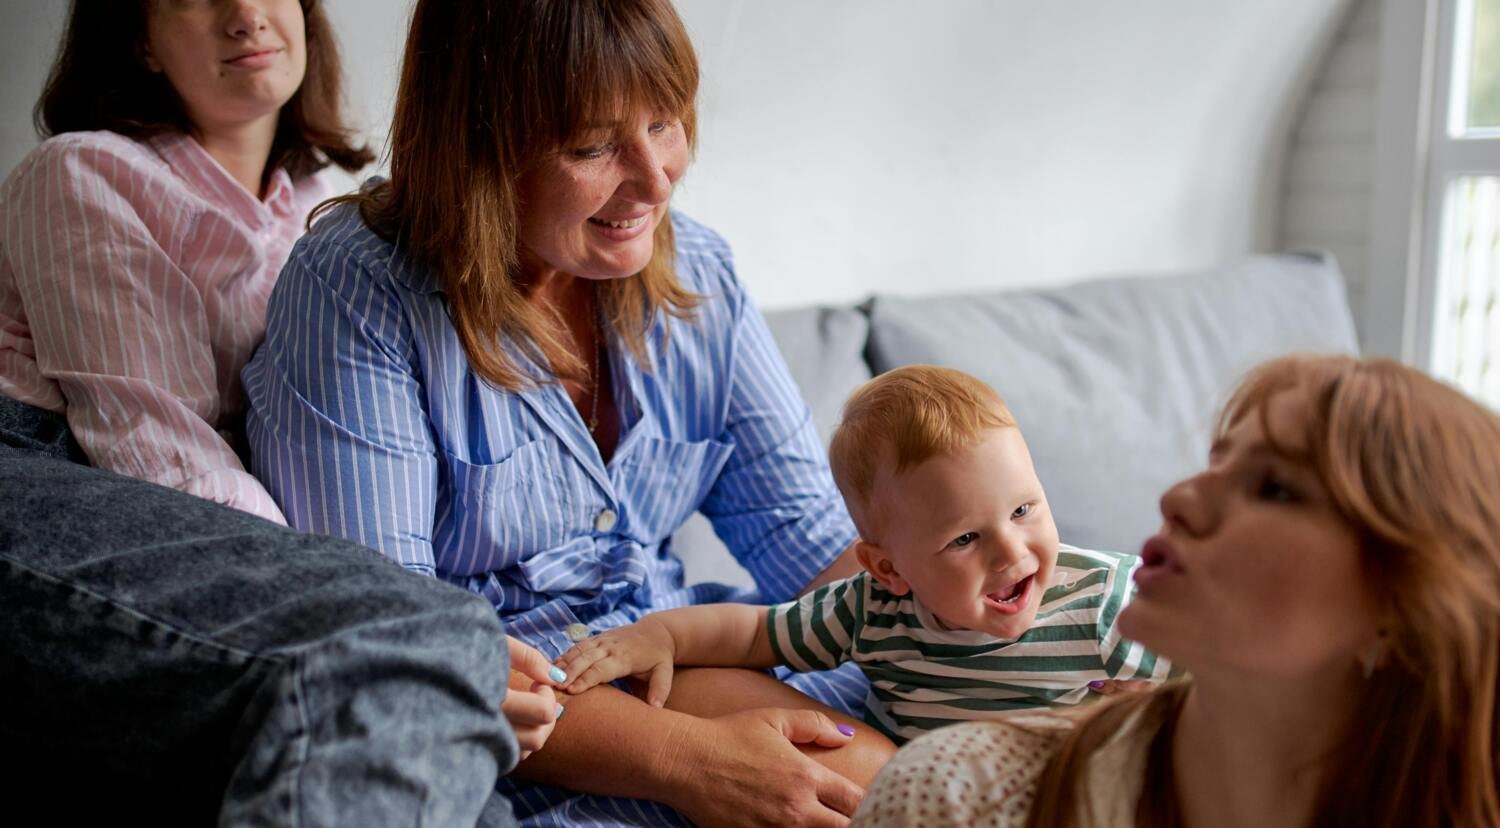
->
<box><xmin>1256</xmin><ymin>475</ymin><xmax>1300</xmax><ymax>504</ymax></box>
<box><xmin>1012</xmin><ymin>503</ymin><xmax>1032</xmax><ymax>520</ymax></box>
<box><xmin>952</xmin><ymin>532</ymin><xmax>979</xmax><ymax>548</ymax></box>
<box><xmin>572</xmin><ymin>143</ymin><xmax>614</xmax><ymax>160</ymax></box>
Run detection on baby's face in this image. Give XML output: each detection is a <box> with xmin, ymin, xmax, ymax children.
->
<box><xmin>870</xmin><ymin>427</ymin><xmax>1060</xmax><ymax>639</ymax></box>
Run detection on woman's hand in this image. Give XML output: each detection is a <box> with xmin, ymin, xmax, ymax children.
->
<box><xmin>556</xmin><ymin>617</ymin><xmax>678</xmax><ymax>706</ymax></box>
<box><xmin>1088</xmin><ymin>678</ymin><xmax>1157</xmax><ymax>696</ymax></box>
<box><xmin>662</xmin><ymin>707</ymin><xmax>864</xmax><ymax>827</ymax></box>
<box><xmin>503</xmin><ymin>636</ymin><xmax>567</xmax><ymax>760</ymax></box>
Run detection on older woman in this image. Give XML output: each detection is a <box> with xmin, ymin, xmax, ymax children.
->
<box><xmin>244</xmin><ymin>0</ymin><xmax>895</xmax><ymax>824</ymax></box>
<box><xmin>854</xmin><ymin>355</ymin><xmax>1500</xmax><ymax>827</ymax></box>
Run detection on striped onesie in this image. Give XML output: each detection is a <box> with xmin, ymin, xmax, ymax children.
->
<box><xmin>767</xmin><ymin>544</ymin><xmax>1172</xmax><ymax>743</ymax></box>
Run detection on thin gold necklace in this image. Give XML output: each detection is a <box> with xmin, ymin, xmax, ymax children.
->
<box><xmin>587</xmin><ymin>294</ymin><xmax>601</xmax><ymax>435</ymax></box>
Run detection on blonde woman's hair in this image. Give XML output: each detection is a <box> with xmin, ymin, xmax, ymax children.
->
<box><xmin>829</xmin><ymin>365</ymin><xmax>1016</xmax><ymax>536</ymax></box>
<box><xmin>319</xmin><ymin>0</ymin><xmax>701</xmax><ymax>390</ymax></box>
<box><xmin>1027</xmin><ymin>354</ymin><xmax>1500</xmax><ymax>828</ymax></box>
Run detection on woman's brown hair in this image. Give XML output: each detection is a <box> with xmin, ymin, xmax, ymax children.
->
<box><xmin>35</xmin><ymin>0</ymin><xmax>372</xmax><ymax>181</ymax></box>
<box><xmin>1028</xmin><ymin>355</ymin><xmax>1500</xmax><ymax>828</ymax></box>
<box><xmin>329</xmin><ymin>0</ymin><xmax>702</xmax><ymax>390</ymax></box>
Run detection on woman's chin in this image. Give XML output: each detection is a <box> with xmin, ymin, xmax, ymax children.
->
<box><xmin>1117</xmin><ymin>604</ymin><xmax>1172</xmax><ymax>657</ymax></box>
<box><xmin>583</xmin><ymin>252</ymin><xmax>654</xmax><ymax>281</ymax></box>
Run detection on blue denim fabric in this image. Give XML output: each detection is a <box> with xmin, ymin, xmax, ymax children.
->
<box><xmin>0</xmin><ymin>398</ymin><xmax>519</xmax><ymax>826</ymax></box>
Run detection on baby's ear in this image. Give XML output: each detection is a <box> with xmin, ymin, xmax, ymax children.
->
<box><xmin>855</xmin><ymin>539</ymin><xmax>910</xmax><ymax>596</ymax></box>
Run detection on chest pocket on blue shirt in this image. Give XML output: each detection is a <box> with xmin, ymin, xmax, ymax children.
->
<box><xmin>439</xmin><ymin>439</ymin><xmax>580</xmax><ymax>575</ymax></box>
<box><xmin>614</xmin><ymin>436</ymin><xmax>733</xmax><ymax>544</ymax></box>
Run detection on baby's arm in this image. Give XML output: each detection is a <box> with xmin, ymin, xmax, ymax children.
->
<box><xmin>556</xmin><ymin>603</ymin><xmax>776</xmax><ymax>706</ymax></box>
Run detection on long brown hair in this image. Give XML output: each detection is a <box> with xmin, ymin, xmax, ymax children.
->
<box><xmin>35</xmin><ymin>0</ymin><xmax>372</xmax><ymax>181</ymax></box>
<box><xmin>1028</xmin><ymin>355</ymin><xmax>1500</xmax><ymax>827</ymax></box>
<box><xmin>330</xmin><ymin>0</ymin><xmax>702</xmax><ymax>390</ymax></box>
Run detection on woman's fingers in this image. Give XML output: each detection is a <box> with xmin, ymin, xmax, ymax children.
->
<box><xmin>813</xmin><ymin>767</ymin><xmax>864</xmax><ymax>820</ymax></box>
<box><xmin>508</xmin><ymin>635</ymin><xmax>566</xmax><ymax>686</ymax></box>
<box><xmin>1089</xmin><ymin>678</ymin><xmax>1156</xmax><ymax>696</ymax></box>
<box><xmin>504</xmin><ymin>682</ymin><xmax>561</xmax><ymax>755</ymax></box>
<box><xmin>771</xmin><ymin>708</ymin><xmax>858</xmax><ymax>750</ymax></box>
<box><xmin>502</xmin><ymin>683</ymin><xmax>558</xmax><ymax>727</ymax></box>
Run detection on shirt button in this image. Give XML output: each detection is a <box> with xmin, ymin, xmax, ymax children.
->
<box><xmin>594</xmin><ymin>508</ymin><xmax>618</xmax><ymax>532</ymax></box>
<box><xmin>565</xmin><ymin>623</ymin><xmax>591</xmax><ymax>643</ymax></box>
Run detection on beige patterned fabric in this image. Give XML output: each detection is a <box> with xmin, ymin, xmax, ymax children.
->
<box><xmin>853</xmin><ymin>709</ymin><xmax>1154</xmax><ymax>827</ymax></box>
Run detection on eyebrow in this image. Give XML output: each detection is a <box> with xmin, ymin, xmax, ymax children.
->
<box><xmin>1210</xmin><ymin>437</ymin><xmax>1314</xmax><ymax>475</ymax></box>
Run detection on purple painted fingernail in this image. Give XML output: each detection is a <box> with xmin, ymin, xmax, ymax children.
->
<box><xmin>1088</xmin><ymin>680</ymin><xmax>1105</xmax><ymax>689</ymax></box>
<box><xmin>837</xmin><ymin>724</ymin><xmax>856</xmax><ymax>737</ymax></box>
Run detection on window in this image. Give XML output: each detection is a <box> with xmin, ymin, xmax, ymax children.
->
<box><xmin>1420</xmin><ymin>0</ymin><xmax>1500</xmax><ymax>407</ymax></box>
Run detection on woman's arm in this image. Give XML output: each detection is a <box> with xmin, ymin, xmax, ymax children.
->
<box><xmin>691</xmin><ymin>240</ymin><xmax>859</xmax><ymax>603</ymax></box>
<box><xmin>242</xmin><ymin>236</ymin><xmax>439</xmax><ymax>571</ymax></box>
<box><xmin>2</xmin><ymin>137</ymin><xmax>284</xmax><ymax>523</ymax></box>
<box><xmin>519</xmin><ymin>682</ymin><xmax>865</xmax><ymax>827</ymax></box>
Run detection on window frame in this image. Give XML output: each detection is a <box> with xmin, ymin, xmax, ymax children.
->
<box><xmin>1367</xmin><ymin>0</ymin><xmax>1500</xmax><ymax>369</ymax></box>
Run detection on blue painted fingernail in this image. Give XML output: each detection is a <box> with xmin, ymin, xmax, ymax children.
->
<box><xmin>1088</xmin><ymin>680</ymin><xmax>1105</xmax><ymax>689</ymax></box>
<box><xmin>555</xmin><ymin>704</ymin><xmax>565</xmax><ymax>720</ymax></box>
<box><xmin>549</xmin><ymin>666</ymin><xmax>567</xmax><ymax>683</ymax></box>
<box><xmin>837</xmin><ymin>724</ymin><xmax>856</xmax><ymax>737</ymax></box>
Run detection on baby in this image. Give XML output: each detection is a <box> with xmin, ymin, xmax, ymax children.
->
<box><xmin>557</xmin><ymin>365</ymin><xmax>1171</xmax><ymax>743</ymax></box>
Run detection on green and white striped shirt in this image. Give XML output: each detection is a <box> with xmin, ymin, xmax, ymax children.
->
<box><xmin>766</xmin><ymin>545</ymin><xmax>1171</xmax><ymax>743</ymax></box>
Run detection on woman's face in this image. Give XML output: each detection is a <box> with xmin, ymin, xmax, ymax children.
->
<box><xmin>143</xmin><ymin>0</ymin><xmax>307</xmax><ymax>135</ymax></box>
<box><xmin>1118</xmin><ymin>387</ymin><xmax>1381</xmax><ymax>684</ymax></box>
<box><xmin>516</xmin><ymin>111</ymin><xmax>690</xmax><ymax>283</ymax></box>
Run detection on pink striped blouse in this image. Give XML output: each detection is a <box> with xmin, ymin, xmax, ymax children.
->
<box><xmin>0</xmin><ymin>130</ymin><xmax>337</xmax><ymax>524</ymax></box>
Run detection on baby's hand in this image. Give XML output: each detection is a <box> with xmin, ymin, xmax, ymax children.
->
<box><xmin>556</xmin><ymin>617</ymin><xmax>677</xmax><ymax>706</ymax></box>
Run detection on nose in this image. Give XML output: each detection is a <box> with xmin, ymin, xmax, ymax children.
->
<box><xmin>225</xmin><ymin>1</ymin><xmax>269</xmax><ymax>39</ymax></box>
<box><xmin>990</xmin><ymin>529</ymin><xmax>1029</xmax><ymax>572</ymax></box>
<box><xmin>620</xmin><ymin>133</ymin><xmax>678</xmax><ymax>204</ymax></box>
<box><xmin>1159</xmin><ymin>471</ymin><xmax>1217</xmax><ymax>537</ymax></box>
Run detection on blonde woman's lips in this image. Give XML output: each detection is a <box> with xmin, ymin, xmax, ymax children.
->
<box><xmin>587</xmin><ymin>213</ymin><xmax>652</xmax><ymax>241</ymax></box>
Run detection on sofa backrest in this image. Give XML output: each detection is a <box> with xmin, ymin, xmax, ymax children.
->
<box><xmin>865</xmin><ymin>252</ymin><xmax>1359</xmax><ymax>553</ymax></box>
<box><xmin>672</xmin><ymin>252</ymin><xmax>1359</xmax><ymax>588</ymax></box>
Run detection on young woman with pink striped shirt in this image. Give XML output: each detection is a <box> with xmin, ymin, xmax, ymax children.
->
<box><xmin>0</xmin><ymin>3</ymin><xmax>554</xmax><ymax>825</ymax></box>
<box><xmin>0</xmin><ymin>0</ymin><xmax>370</xmax><ymax>522</ymax></box>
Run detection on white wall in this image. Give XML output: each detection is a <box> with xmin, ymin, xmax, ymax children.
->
<box><xmin>1278</xmin><ymin>0</ymin><xmax>1380</xmax><ymax>346</ymax></box>
<box><xmin>2</xmin><ymin>0</ymin><xmax>1350</xmax><ymax>309</ymax></box>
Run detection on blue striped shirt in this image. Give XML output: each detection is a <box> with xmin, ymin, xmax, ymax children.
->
<box><xmin>242</xmin><ymin>204</ymin><xmax>862</xmax><ymax>825</ymax></box>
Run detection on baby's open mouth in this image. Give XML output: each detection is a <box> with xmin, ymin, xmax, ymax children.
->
<box><xmin>984</xmin><ymin>574</ymin><xmax>1034</xmax><ymax>613</ymax></box>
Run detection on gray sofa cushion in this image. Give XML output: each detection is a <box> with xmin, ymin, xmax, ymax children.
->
<box><xmin>672</xmin><ymin>305</ymin><xmax>872</xmax><ymax>589</ymax></box>
<box><xmin>865</xmin><ymin>252</ymin><xmax>1358</xmax><ymax>555</ymax></box>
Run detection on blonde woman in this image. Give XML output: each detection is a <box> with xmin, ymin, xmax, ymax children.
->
<box><xmin>245</xmin><ymin>0</ymin><xmax>898</xmax><ymax>824</ymax></box>
<box><xmin>855</xmin><ymin>354</ymin><xmax>1500</xmax><ymax>827</ymax></box>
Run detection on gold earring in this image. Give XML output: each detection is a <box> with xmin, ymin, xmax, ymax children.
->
<box><xmin>1358</xmin><ymin>639</ymin><xmax>1387</xmax><ymax>679</ymax></box>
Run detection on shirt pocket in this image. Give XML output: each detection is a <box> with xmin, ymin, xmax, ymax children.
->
<box><xmin>615</xmin><ymin>436</ymin><xmax>733</xmax><ymax>543</ymax></box>
<box><xmin>438</xmin><ymin>439</ymin><xmax>580</xmax><ymax>575</ymax></box>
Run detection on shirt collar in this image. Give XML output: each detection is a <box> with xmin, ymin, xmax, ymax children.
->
<box><xmin>147</xmin><ymin>131</ymin><xmax>288</xmax><ymax>230</ymax></box>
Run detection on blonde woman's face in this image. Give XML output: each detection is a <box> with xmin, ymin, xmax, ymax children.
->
<box><xmin>516</xmin><ymin>110</ymin><xmax>689</xmax><ymax>283</ymax></box>
<box><xmin>143</xmin><ymin>0</ymin><xmax>306</xmax><ymax>136</ymax></box>
<box><xmin>1119</xmin><ymin>388</ymin><xmax>1380</xmax><ymax>684</ymax></box>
